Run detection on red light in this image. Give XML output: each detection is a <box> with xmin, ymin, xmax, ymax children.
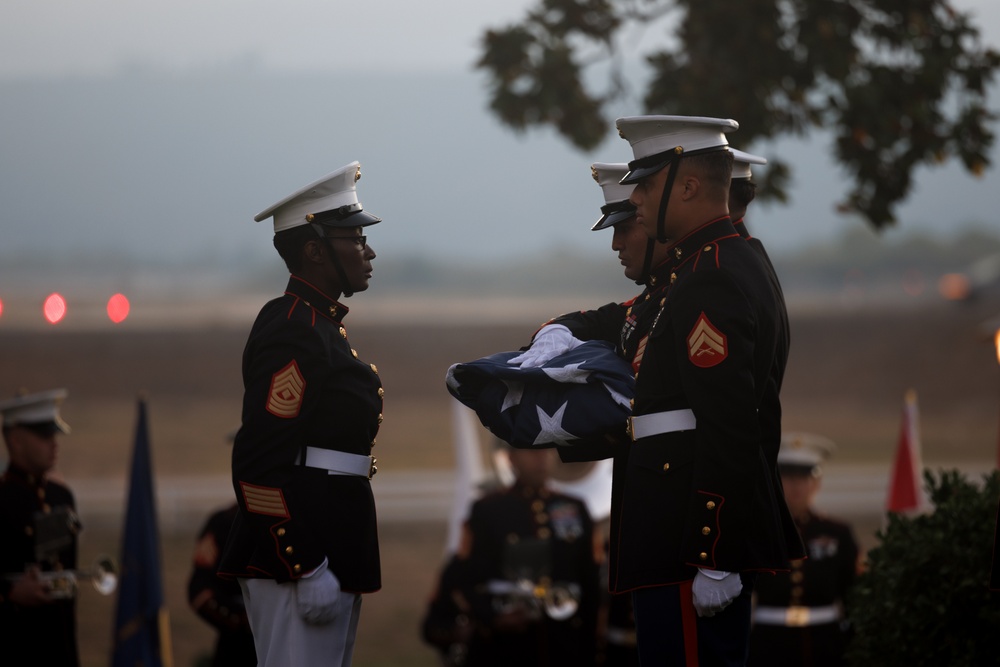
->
<box><xmin>44</xmin><ymin>293</ymin><xmax>67</xmax><ymax>324</ymax></box>
<box><xmin>107</xmin><ymin>293</ymin><xmax>130</xmax><ymax>324</ymax></box>
<box><xmin>0</xmin><ymin>298</ymin><xmax>4</xmax><ymax>318</ymax></box>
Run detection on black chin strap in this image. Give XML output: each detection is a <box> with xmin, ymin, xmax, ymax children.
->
<box><xmin>311</xmin><ymin>223</ymin><xmax>354</xmax><ymax>298</ymax></box>
<box><xmin>655</xmin><ymin>156</ymin><xmax>681</xmax><ymax>244</ymax></box>
<box><xmin>638</xmin><ymin>237</ymin><xmax>656</xmax><ymax>286</ymax></box>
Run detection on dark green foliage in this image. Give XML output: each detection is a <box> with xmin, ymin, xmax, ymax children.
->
<box><xmin>476</xmin><ymin>0</ymin><xmax>999</xmax><ymax>230</ymax></box>
<box><xmin>846</xmin><ymin>469</ymin><xmax>1000</xmax><ymax>666</ymax></box>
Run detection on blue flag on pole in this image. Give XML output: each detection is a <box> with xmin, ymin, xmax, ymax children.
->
<box><xmin>445</xmin><ymin>340</ymin><xmax>635</xmax><ymax>449</ymax></box>
<box><xmin>111</xmin><ymin>398</ymin><xmax>173</xmax><ymax>667</ymax></box>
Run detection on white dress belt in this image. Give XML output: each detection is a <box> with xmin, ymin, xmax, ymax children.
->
<box><xmin>753</xmin><ymin>604</ymin><xmax>841</xmax><ymax>627</ymax></box>
<box><xmin>627</xmin><ymin>408</ymin><xmax>697</xmax><ymax>441</ymax></box>
<box><xmin>302</xmin><ymin>446</ymin><xmax>377</xmax><ymax>479</ymax></box>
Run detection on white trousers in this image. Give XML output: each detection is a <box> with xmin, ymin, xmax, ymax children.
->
<box><xmin>239</xmin><ymin>577</ymin><xmax>363</xmax><ymax>667</ymax></box>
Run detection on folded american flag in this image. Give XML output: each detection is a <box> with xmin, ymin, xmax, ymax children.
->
<box><xmin>445</xmin><ymin>341</ymin><xmax>635</xmax><ymax>448</ymax></box>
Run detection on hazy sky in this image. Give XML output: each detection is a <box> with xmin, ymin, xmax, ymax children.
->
<box><xmin>1</xmin><ymin>0</ymin><xmax>998</xmax><ymax>266</ymax></box>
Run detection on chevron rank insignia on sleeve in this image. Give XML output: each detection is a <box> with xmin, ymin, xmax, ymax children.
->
<box><xmin>240</xmin><ymin>482</ymin><xmax>290</xmax><ymax>517</ymax></box>
<box><xmin>266</xmin><ymin>360</ymin><xmax>305</xmax><ymax>418</ymax></box>
<box><xmin>687</xmin><ymin>312</ymin><xmax>727</xmax><ymax>368</ymax></box>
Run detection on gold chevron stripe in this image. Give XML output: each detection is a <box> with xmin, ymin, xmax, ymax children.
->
<box><xmin>267</xmin><ymin>360</ymin><xmax>305</xmax><ymax>418</ymax></box>
<box><xmin>241</xmin><ymin>482</ymin><xmax>289</xmax><ymax>517</ymax></box>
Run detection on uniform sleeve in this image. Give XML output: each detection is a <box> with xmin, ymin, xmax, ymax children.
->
<box><xmin>664</xmin><ymin>269</ymin><xmax>765</xmax><ymax>569</ymax></box>
<box><xmin>457</xmin><ymin>502</ymin><xmax>501</xmax><ymax>626</ymax></box>
<box><xmin>231</xmin><ymin>319</ymin><xmax>331</xmax><ymax>580</ymax></box>
<box><xmin>838</xmin><ymin>523</ymin><xmax>861</xmax><ymax>599</ymax></box>
<box><xmin>188</xmin><ymin>511</ymin><xmax>250</xmax><ymax>632</ymax></box>
<box><xmin>549</xmin><ymin>301</ymin><xmax>630</xmax><ymax>345</ymax></box>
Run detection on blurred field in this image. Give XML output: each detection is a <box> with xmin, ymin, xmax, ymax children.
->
<box><xmin>2</xmin><ymin>295</ymin><xmax>999</xmax><ymax>666</ymax></box>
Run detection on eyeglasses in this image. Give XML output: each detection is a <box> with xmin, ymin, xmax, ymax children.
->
<box><xmin>324</xmin><ymin>234</ymin><xmax>367</xmax><ymax>248</ymax></box>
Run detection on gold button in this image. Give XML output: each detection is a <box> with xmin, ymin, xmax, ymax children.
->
<box><xmin>377</xmin><ymin>413</ymin><xmax>383</xmax><ymax>424</ymax></box>
<box><xmin>532</xmin><ymin>500</ymin><xmax>545</xmax><ymax>512</ymax></box>
<box><xmin>377</xmin><ymin>387</ymin><xmax>385</xmax><ymax>398</ymax></box>
<box><xmin>702</xmin><ymin>526</ymin><xmax>711</xmax><ymax>535</ymax></box>
<box><xmin>277</xmin><ymin>528</ymin><xmax>286</xmax><ymax>536</ymax></box>
<box><xmin>704</xmin><ymin>246</ymin><xmax>712</xmax><ymax>252</ymax></box>
<box><xmin>329</xmin><ymin>305</ymin><xmax>338</xmax><ymax>317</ymax></box>
<box><xmin>293</xmin><ymin>564</ymin><xmax>302</xmax><ymax>573</ymax></box>
<box><xmin>675</xmin><ymin>248</ymin><xmax>682</xmax><ymax>259</ymax></box>
<box><xmin>791</xmin><ymin>570</ymin><xmax>804</xmax><ymax>583</ymax></box>
<box><xmin>650</xmin><ymin>275</ymin><xmax>657</xmax><ymax>285</ymax></box>
<box><xmin>662</xmin><ymin>463</ymin><xmax>670</xmax><ymax>471</ymax></box>
<box><xmin>629</xmin><ymin>398</ymin><xmax>635</xmax><ymax>408</ymax></box>
<box><xmin>351</xmin><ymin>348</ymin><xmax>359</xmax><ymax>358</ymax></box>
<box><xmin>370</xmin><ymin>363</ymin><xmax>378</xmax><ymax>374</ymax></box>
<box><xmin>660</xmin><ymin>297</ymin><xmax>666</xmax><ymax>306</ymax></box>
<box><xmin>670</xmin><ymin>273</ymin><xmax>677</xmax><ymax>284</ymax></box>
<box><xmin>339</xmin><ymin>327</ymin><xmax>347</xmax><ymax>338</ymax></box>
<box><xmin>626</xmin><ymin>307</ymin><xmax>633</xmax><ymax>316</ymax></box>
<box><xmin>699</xmin><ymin>552</ymin><xmax>708</xmax><ymax>560</ymax></box>
<box><xmin>644</xmin><ymin>294</ymin><xmax>650</xmax><ymax>301</ymax></box>
<box><xmin>706</xmin><ymin>501</ymin><xmax>716</xmax><ymax>510</ymax></box>
<box><xmin>285</xmin><ymin>546</ymin><xmax>294</xmax><ymax>555</ymax></box>
<box><xmin>538</xmin><ymin>528</ymin><xmax>551</xmax><ymax>539</ymax></box>
<box><xmin>535</xmin><ymin>513</ymin><xmax>549</xmax><ymax>524</ymax></box>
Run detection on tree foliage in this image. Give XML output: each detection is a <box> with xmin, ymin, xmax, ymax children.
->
<box><xmin>846</xmin><ymin>469</ymin><xmax>1000</xmax><ymax>666</ymax></box>
<box><xmin>476</xmin><ymin>0</ymin><xmax>999</xmax><ymax>229</ymax></box>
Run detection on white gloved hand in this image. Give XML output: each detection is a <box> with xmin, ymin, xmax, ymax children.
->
<box><xmin>507</xmin><ymin>324</ymin><xmax>583</xmax><ymax>368</ymax></box>
<box><xmin>296</xmin><ymin>561</ymin><xmax>341</xmax><ymax>625</ymax></box>
<box><xmin>691</xmin><ymin>569</ymin><xmax>742</xmax><ymax>618</ymax></box>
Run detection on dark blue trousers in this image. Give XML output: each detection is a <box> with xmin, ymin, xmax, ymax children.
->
<box><xmin>631</xmin><ymin>573</ymin><xmax>756</xmax><ymax>667</ymax></box>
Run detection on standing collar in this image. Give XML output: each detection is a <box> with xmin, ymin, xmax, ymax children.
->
<box><xmin>1</xmin><ymin>463</ymin><xmax>42</xmax><ymax>487</ymax></box>
<box><xmin>285</xmin><ymin>275</ymin><xmax>350</xmax><ymax>323</ymax></box>
<box><xmin>645</xmin><ymin>216</ymin><xmax>736</xmax><ymax>285</ymax></box>
<box><xmin>666</xmin><ymin>216</ymin><xmax>738</xmax><ymax>263</ymax></box>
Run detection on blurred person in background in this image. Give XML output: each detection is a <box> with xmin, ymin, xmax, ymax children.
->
<box><xmin>748</xmin><ymin>433</ymin><xmax>860</xmax><ymax>667</ymax></box>
<box><xmin>455</xmin><ymin>446</ymin><xmax>600</xmax><ymax>667</ymax></box>
<box><xmin>0</xmin><ymin>388</ymin><xmax>80</xmax><ymax>667</ymax></box>
<box><xmin>188</xmin><ymin>430</ymin><xmax>256</xmax><ymax>666</ymax></box>
<box><xmin>219</xmin><ymin>161</ymin><xmax>384</xmax><ymax>667</ymax></box>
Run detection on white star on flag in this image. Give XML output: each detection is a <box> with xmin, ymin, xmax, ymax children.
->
<box><xmin>533</xmin><ymin>401</ymin><xmax>578</xmax><ymax>447</ymax></box>
<box><xmin>541</xmin><ymin>361</ymin><xmax>591</xmax><ymax>384</ymax></box>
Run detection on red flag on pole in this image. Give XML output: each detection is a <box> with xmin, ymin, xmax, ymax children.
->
<box><xmin>886</xmin><ymin>389</ymin><xmax>927</xmax><ymax>514</ymax></box>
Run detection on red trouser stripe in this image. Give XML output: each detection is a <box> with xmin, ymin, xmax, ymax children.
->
<box><xmin>679</xmin><ymin>579</ymin><xmax>699</xmax><ymax>666</ymax></box>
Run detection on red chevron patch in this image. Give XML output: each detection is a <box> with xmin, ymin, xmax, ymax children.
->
<box><xmin>686</xmin><ymin>312</ymin><xmax>727</xmax><ymax>368</ymax></box>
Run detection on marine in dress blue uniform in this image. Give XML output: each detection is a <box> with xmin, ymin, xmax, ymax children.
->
<box><xmin>748</xmin><ymin>433</ymin><xmax>860</xmax><ymax>667</ymax></box>
<box><xmin>219</xmin><ymin>162</ymin><xmax>383</xmax><ymax>667</ymax></box>
<box><xmin>515</xmin><ymin>117</ymin><xmax>804</xmax><ymax>666</ymax></box>
<box><xmin>0</xmin><ymin>389</ymin><xmax>81</xmax><ymax>667</ymax></box>
<box><xmin>455</xmin><ymin>448</ymin><xmax>600</xmax><ymax>667</ymax></box>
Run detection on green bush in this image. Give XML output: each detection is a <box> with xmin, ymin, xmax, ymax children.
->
<box><xmin>846</xmin><ymin>469</ymin><xmax>1000</xmax><ymax>666</ymax></box>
